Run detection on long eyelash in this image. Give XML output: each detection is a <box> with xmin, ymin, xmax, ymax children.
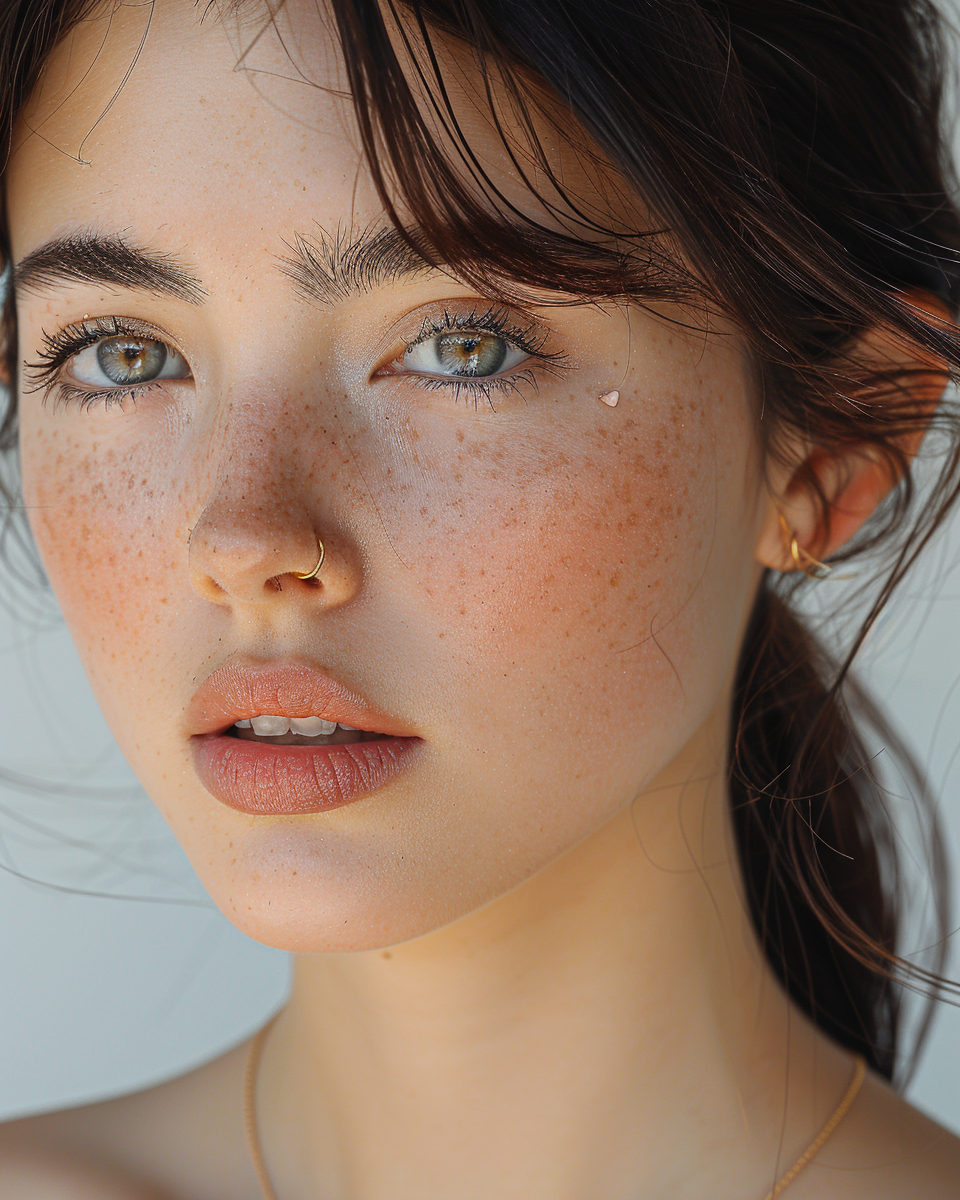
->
<box><xmin>417</xmin><ymin>369</ymin><xmax>542</xmax><ymax>412</ymax></box>
<box><xmin>49</xmin><ymin>382</ymin><xmax>149</xmax><ymax>415</ymax></box>
<box><xmin>24</xmin><ymin>316</ymin><xmax>167</xmax><ymax>406</ymax></box>
<box><xmin>406</xmin><ymin>305</ymin><xmax>556</xmax><ymax>359</ymax></box>
<box><xmin>403</xmin><ymin>305</ymin><xmax>568</xmax><ymax>408</ymax></box>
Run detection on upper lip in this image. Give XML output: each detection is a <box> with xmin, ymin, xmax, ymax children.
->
<box><xmin>186</xmin><ymin>659</ymin><xmax>415</xmax><ymax>738</ymax></box>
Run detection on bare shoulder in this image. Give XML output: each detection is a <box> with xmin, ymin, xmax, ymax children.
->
<box><xmin>794</xmin><ymin>1066</ymin><xmax>960</xmax><ymax>1198</ymax></box>
<box><xmin>0</xmin><ymin>1036</ymin><xmax>263</xmax><ymax>1200</ymax></box>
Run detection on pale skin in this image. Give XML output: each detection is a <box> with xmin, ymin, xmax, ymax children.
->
<box><xmin>2</xmin><ymin>2</ymin><xmax>960</xmax><ymax>1198</ymax></box>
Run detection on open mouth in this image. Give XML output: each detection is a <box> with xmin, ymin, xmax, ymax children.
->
<box><xmin>188</xmin><ymin>661</ymin><xmax>422</xmax><ymax>816</ymax></box>
<box><xmin>229</xmin><ymin>715</ymin><xmax>386</xmax><ymax>746</ymax></box>
<box><xmin>194</xmin><ymin>725</ymin><xmax>420</xmax><ymax>816</ymax></box>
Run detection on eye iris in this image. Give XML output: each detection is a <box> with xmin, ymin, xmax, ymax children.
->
<box><xmin>96</xmin><ymin>337</ymin><xmax>167</xmax><ymax>384</ymax></box>
<box><xmin>435</xmin><ymin>332</ymin><xmax>507</xmax><ymax>376</ymax></box>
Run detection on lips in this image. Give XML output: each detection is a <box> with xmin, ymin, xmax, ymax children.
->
<box><xmin>188</xmin><ymin>661</ymin><xmax>422</xmax><ymax>815</ymax></box>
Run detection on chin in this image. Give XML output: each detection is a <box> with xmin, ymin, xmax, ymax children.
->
<box><xmin>214</xmin><ymin>893</ymin><xmax>470</xmax><ymax>955</ymax></box>
<box><xmin>189</xmin><ymin>825</ymin><xmax>492</xmax><ymax>953</ymax></box>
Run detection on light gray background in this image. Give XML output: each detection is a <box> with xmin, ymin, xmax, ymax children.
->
<box><xmin>0</xmin><ymin>596</ymin><xmax>291</xmax><ymax>1117</ymax></box>
<box><xmin>2</xmin><ymin>4</ymin><xmax>960</xmax><ymax>1134</ymax></box>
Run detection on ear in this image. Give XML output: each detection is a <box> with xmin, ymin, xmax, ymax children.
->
<box><xmin>755</xmin><ymin>289</ymin><xmax>953</xmax><ymax>574</ymax></box>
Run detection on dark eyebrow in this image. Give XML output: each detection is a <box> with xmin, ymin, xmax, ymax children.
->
<box><xmin>13</xmin><ymin>234</ymin><xmax>206</xmax><ymax>304</ymax></box>
<box><xmin>278</xmin><ymin>224</ymin><xmax>442</xmax><ymax>306</ymax></box>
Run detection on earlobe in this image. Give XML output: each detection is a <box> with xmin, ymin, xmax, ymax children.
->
<box><xmin>776</xmin><ymin>512</ymin><xmax>832</xmax><ymax>579</ymax></box>
<box><xmin>757</xmin><ymin>443</ymin><xmax>912</xmax><ymax>575</ymax></box>
<box><xmin>755</xmin><ymin>492</ymin><xmax>818</xmax><ymax>575</ymax></box>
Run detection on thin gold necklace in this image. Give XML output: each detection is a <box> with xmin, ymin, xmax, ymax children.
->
<box><xmin>243</xmin><ymin>1020</ymin><xmax>866</xmax><ymax>1200</ymax></box>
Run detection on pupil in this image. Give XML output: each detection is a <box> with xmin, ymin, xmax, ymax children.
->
<box><xmin>437</xmin><ymin>332</ymin><xmax>507</xmax><ymax>376</ymax></box>
<box><xmin>97</xmin><ymin>337</ymin><xmax>167</xmax><ymax>384</ymax></box>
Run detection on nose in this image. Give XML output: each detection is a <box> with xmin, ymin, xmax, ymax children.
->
<box><xmin>187</xmin><ymin>442</ymin><xmax>360</xmax><ymax>609</ymax></box>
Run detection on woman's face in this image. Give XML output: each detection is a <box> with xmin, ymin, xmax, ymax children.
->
<box><xmin>7</xmin><ymin>0</ymin><xmax>767</xmax><ymax>950</ymax></box>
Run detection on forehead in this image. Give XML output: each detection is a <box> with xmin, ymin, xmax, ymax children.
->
<box><xmin>6</xmin><ymin>0</ymin><xmax>635</xmax><ymax>283</ymax></box>
<box><xmin>5</xmin><ymin>0</ymin><xmax>386</xmax><ymax>266</ymax></box>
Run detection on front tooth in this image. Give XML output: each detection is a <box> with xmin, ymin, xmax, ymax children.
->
<box><xmin>338</xmin><ymin>723</ymin><xmax>358</xmax><ymax>731</ymax></box>
<box><xmin>290</xmin><ymin>717</ymin><xmax>337</xmax><ymax>736</ymax></box>
<box><xmin>235</xmin><ymin>719</ymin><xmax>252</xmax><ymax>729</ymax></box>
<box><xmin>251</xmin><ymin>715</ymin><xmax>291</xmax><ymax>737</ymax></box>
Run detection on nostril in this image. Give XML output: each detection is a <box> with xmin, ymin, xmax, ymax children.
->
<box><xmin>187</xmin><ymin>499</ymin><xmax>356</xmax><ymax>608</ymax></box>
<box><xmin>270</xmin><ymin>572</ymin><xmax>325</xmax><ymax>592</ymax></box>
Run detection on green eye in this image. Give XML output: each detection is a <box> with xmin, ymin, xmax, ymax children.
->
<box><xmin>403</xmin><ymin>330</ymin><xmax>527</xmax><ymax>377</ymax></box>
<box><xmin>96</xmin><ymin>337</ymin><xmax>169</xmax><ymax>384</ymax></box>
<box><xmin>69</xmin><ymin>335</ymin><xmax>191</xmax><ymax>388</ymax></box>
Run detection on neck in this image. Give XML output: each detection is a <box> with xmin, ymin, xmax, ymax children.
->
<box><xmin>258</xmin><ymin>702</ymin><xmax>852</xmax><ymax>1200</ymax></box>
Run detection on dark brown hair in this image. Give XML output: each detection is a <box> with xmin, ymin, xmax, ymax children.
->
<box><xmin>3</xmin><ymin>0</ymin><xmax>960</xmax><ymax>1082</ymax></box>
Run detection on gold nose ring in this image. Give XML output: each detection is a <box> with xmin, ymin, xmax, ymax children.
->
<box><xmin>293</xmin><ymin>537</ymin><xmax>325</xmax><ymax>581</ymax></box>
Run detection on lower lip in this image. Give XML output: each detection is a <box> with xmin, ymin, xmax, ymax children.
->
<box><xmin>192</xmin><ymin>734</ymin><xmax>422</xmax><ymax>815</ymax></box>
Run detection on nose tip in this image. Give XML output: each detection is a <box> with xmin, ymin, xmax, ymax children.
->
<box><xmin>188</xmin><ymin>507</ymin><xmax>355</xmax><ymax>607</ymax></box>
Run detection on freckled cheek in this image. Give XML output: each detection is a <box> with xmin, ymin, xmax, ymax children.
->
<box><xmin>20</xmin><ymin>422</ymin><xmax>186</xmax><ymax>658</ymax></box>
<box><xmin>371</xmin><ymin>400</ymin><xmax>752</xmax><ymax>725</ymax></box>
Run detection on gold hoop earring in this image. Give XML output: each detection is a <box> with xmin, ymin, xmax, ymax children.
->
<box><xmin>777</xmin><ymin>513</ymin><xmax>832</xmax><ymax>579</ymax></box>
<box><xmin>293</xmin><ymin>537</ymin><xmax>325</xmax><ymax>581</ymax></box>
